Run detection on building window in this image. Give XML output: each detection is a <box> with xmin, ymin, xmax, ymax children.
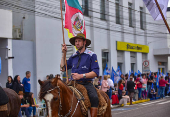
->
<box><xmin>82</xmin><ymin>0</ymin><xmax>89</xmax><ymax>16</ymax></box>
<box><xmin>118</xmin><ymin>63</ymin><xmax>122</xmax><ymax>72</ymax></box>
<box><xmin>100</xmin><ymin>0</ymin><xmax>106</xmax><ymax>20</ymax></box>
<box><xmin>115</xmin><ymin>0</ymin><xmax>120</xmax><ymax>24</ymax></box>
<box><xmin>128</xmin><ymin>2</ymin><xmax>133</xmax><ymax>27</ymax></box>
<box><xmin>102</xmin><ymin>51</ymin><xmax>108</xmax><ymax>73</ymax></box>
<box><xmin>140</xmin><ymin>7</ymin><xmax>144</xmax><ymax>30</ymax></box>
<box><xmin>62</xmin><ymin>0</ymin><xmax>65</xmax><ymax>11</ymax></box>
<box><xmin>131</xmin><ymin>63</ymin><xmax>135</xmax><ymax>73</ymax></box>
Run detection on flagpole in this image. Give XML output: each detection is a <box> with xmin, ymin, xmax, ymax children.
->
<box><xmin>154</xmin><ymin>0</ymin><xmax>170</xmax><ymax>33</ymax></box>
<box><xmin>60</xmin><ymin>0</ymin><xmax>69</xmax><ymax>83</ymax></box>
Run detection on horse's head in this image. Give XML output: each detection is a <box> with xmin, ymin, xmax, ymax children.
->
<box><xmin>38</xmin><ymin>77</ymin><xmax>60</xmax><ymax>117</ymax></box>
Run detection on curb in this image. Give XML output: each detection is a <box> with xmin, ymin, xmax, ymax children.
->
<box><xmin>111</xmin><ymin>99</ymin><xmax>151</xmax><ymax>108</ymax></box>
<box><xmin>127</xmin><ymin>99</ymin><xmax>150</xmax><ymax>105</ymax></box>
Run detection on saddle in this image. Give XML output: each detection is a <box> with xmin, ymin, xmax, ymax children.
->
<box><xmin>0</xmin><ymin>86</ymin><xmax>8</xmax><ymax>111</ymax></box>
<box><xmin>69</xmin><ymin>82</ymin><xmax>107</xmax><ymax>116</ymax></box>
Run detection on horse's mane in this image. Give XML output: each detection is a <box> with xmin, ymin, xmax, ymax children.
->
<box><xmin>39</xmin><ymin>78</ymin><xmax>71</xmax><ymax>100</ymax></box>
<box><xmin>39</xmin><ymin>80</ymin><xmax>55</xmax><ymax>100</ymax></box>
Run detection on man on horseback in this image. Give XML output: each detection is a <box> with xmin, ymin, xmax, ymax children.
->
<box><xmin>60</xmin><ymin>33</ymin><xmax>99</xmax><ymax>117</ymax></box>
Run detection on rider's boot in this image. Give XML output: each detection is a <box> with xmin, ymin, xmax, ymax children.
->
<box><xmin>90</xmin><ymin>107</ymin><xmax>98</xmax><ymax>117</ymax></box>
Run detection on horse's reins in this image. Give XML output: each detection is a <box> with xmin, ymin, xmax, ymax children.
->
<box><xmin>46</xmin><ymin>80</ymin><xmax>79</xmax><ymax>117</ymax></box>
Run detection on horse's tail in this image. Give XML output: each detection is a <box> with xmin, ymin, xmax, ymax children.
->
<box><xmin>3</xmin><ymin>88</ymin><xmax>21</xmax><ymax>117</ymax></box>
<box><xmin>99</xmin><ymin>90</ymin><xmax>112</xmax><ymax>117</ymax></box>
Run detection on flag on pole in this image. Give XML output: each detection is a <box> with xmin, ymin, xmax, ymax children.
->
<box><xmin>135</xmin><ymin>72</ymin><xmax>138</xmax><ymax>76</ymax></box>
<box><xmin>143</xmin><ymin>0</ymin><xmax>169</xmax><ymax>20</ymax></box>
<box><xmin>151</xmin><ymin>83</ymin><xmax>154</xmax><ymax>89</ymax></box>
<box><xmin>138</xmin><ymin>70</ymin><xmax>142</xmax><ymax>75</ymax></box>
<box><xmin>156</xmin><ymin>70</ymin><xmax>159</xmax><ymax>88</ymax></box>
<box><xmin>111</xmin><ymin>67</ymin><xmax>114</xmax><ymax>83</ymax></box>
<box><xmin>64</xmin><ymin>0</ymin><xmax>86</xmax><ymax>38</ymax></box>
<box><xmin>103</xmin><ymin>63</ymin><xmax>108</xmax><ymax>75</ymax></box>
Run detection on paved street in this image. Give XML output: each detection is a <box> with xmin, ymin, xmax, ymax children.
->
<box><xmin>111</xmin><ymin>97</ymin><xmax>170</xmax><ymax>117</ymax></box>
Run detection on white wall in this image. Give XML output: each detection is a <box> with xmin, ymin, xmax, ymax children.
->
<box><xmin>0</xmin><ymin>9</ymin><xmax>12</xmax><ymax>38</ymax></box>
<box><xmin>12</xmin><ymin>40</ymin><xmax>36</xmax><ymax>95</ymax></box>
<box><xmin>0</xmin><ymin>39</ymin><xmax>8</xmax><ymax>88</ymax></box>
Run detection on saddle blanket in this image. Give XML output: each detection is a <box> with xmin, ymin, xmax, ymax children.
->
<box><xmin>0</xmin><ymin>104</ymin><xmax>8</xmax><ymax>111</ymax></box>
<box><xmin>69</xmin><ymin>82</ymin><xmax>107</xmax><ymax>116</ymax></box>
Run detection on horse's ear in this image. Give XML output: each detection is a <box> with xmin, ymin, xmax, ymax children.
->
<box><xmin>53</xmin><ymin>77</ymin><xmax>58</xmax><ymax>85</ymax></box>
<box><xmin>38</xmin><ymin>79</ymin><xmax>44</xmax><ymax>86</ymax></box>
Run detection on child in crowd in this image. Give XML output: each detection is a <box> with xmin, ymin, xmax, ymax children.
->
<box><xmin>111</xmin><ymin>91</ymin><xmax>119</xmax><ymax>105</ymax></box>
<box><xmin>119</xmin><ymin>90</ymin><xmax>130</xmax><ymax>106</ymax></box>
<box><xmin>18</xmin><ymin>91</ymin><xmax>30</xmax><ymax>117</ymax></box>
<box><xmin>142</xmin><ymin>74</ymin><xmax>148</xmax><ymax>99</ymax></box>
<box><xmin>150</xmin><ymin>88</ymin><xmax>157</xmax><ymax>99</ymax></box>
<box><xmin>28</xmin><ymin>92</ymin><xmax>39</xmax><ymax>117</ymax></box>
<box><xmin>118</xmin><ymin>79</ymin><xmax>124</xmax><ymax>100</ymax></box>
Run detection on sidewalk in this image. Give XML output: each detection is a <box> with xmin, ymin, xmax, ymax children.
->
<box><xmin>111</xmin><ymin>99</ymin><xmax>150</xmax><ymax>108</ymax></box>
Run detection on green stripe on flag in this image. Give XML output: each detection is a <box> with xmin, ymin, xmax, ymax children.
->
<box><xmin>67</xmin><ymin>0</ymin><xmax>82</xmax><ymax>12</ymax></box>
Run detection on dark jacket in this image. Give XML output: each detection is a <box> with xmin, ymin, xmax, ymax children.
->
<box><xmin>0</xmin><ymin>86</ymin><xmax>9</xmax><ymax>105</ymax></box>
<box><xmin>6</xmin><ymin>82</ymin><xmax>13</xmax><ymax>89</ymax></box>
<box><xmin>13</xmin><ymin>81</ymin><xmax>24</xmax><ymax>94</ymax></box>
<box><xmin>127</xmin><ymin>80</ymin><xmax>135</xmax><ymax>93</ymax></box>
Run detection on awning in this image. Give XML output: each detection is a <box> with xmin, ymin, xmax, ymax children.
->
<box><xmin>153</xmin><ymin>48</ymin><xmax>170</xmax><ymax>56</ymax></box>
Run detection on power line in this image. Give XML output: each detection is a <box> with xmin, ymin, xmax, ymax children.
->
<box><xmin>0</xmin><ymin>0</ymin><xmax>168</xmax><ymax>38</ymax></box>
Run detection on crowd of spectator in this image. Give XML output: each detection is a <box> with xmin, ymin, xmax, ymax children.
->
<box><xmin>93</xmin><ymin>72</ymin><xmax>170</xmax><ymax>107</ymax></box>
<box><xmin>5</xmin><ymin>71</ymin><xmax>39</xmax><ymax>117</ymax></box>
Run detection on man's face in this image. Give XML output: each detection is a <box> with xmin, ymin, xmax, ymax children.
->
<box><xmin>27</xmin><ymin>73</ymin><xmax>31</xmax><ymax>78</ymax></box>
<box><xmin>75</xmin><ymin>38</ymin><xmax>86</xmax><ymax>50</ymax></box>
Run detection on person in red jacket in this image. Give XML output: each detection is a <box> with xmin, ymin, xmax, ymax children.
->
<box><xmin>159</xmin><ymin>76</ymin><xmax>170</xmax><ymax>99</ymax></box>
<box><xmin>135</xmin><ymin>74</ymin><xmax>143</xmax><ymax>100</ymax></box>
<box><xmin>118</xmin><ymin>79</ymin><xmax>124</xmax><ymax>100</ymax></box>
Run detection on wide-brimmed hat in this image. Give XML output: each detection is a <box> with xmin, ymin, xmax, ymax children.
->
<box><xmin>69</xmin><ymin>33</ymin><xmax>91</xmax><ymax>47</ymax></box>
<box><xmin>18</xmin><ymin>91</ymin><xmax>24</xmax><ymax>95</ymax></box>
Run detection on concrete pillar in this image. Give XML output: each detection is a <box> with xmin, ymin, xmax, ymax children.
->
<box><xmin>136</xmin><ymin>53</ymin><xmax>142</xmax><ymax>73</ymax></box>
<box><xmin>110</xmin><ymin>40</ymin><xmax>117</xmax><ymax>70</ymax></box>
<box><xmin>124</xmin><ymin>51</ymin><xmax>131</xmax><ymax>73</ymax></box>
<box><xmin>8</xmin><ymin>39</ymin><xmax>13</xmax><ymax>77</ymax></box>
<box><xmin>168</xmin><ymin>56</ymin><xmax>170</xmax><ymax>72</ymax></box>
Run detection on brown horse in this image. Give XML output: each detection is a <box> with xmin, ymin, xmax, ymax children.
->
<box><xmin>0</xmin><ymin>88</ymin><xmax>21</xmax><ymax>117</ymax></box>
<box><xmin>38</xmin><ymin>77</ymin><xmax>111</xmax><ymax>117</ymax></box>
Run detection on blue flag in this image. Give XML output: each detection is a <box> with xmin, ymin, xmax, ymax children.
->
<box><xmin>103</xmin><ymin>63</ymin><xmax>108</xmax><ymax>75</ymax></box>
<box><xmin>151</xmin><ymin>83</ymin><xmax>154</xmax><ymax>89</ymax></box>
<box><xmin>0</xmin><ymin>57</ymin><xmax>1</xmax><ymax>74</ymax></box>
<box><xmin>156</xmin><ymin>71</ymin><xmax>159</xmax><ymax>88</ymax></box>
<box><xmin>116</xmin><ymin>66</ymin><xmax>122</xmax><ymax>76</ymax></box>
<box><xmin>149</xmin><ymin>71</ymin><xmax>151</xmax><ymax>77</ymax></box>
<box><xmin>135</xmin><ymin>72</ymin><xmax>138</xmax><ymax>76</ymax></box>
<box><xmin>138</xmin><ymin>70</ymin><xmax>142</xmax><ymax>75</ymax></box>
<box><xmin>111</xmin><ymin>67</ymin><xmax>114</xmax><ymax>83</ymax></box>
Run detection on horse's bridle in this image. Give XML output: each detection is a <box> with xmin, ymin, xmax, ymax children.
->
<box><xmin>46</xmin><ymin>85</ymin><xmax>80</xmax><ymax>117</ymax></box>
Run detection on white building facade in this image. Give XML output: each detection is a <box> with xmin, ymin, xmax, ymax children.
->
<box><xmin>0</xmin><ymin>0</ymin><xmax>169</xmax><ymax>96</ymax></box>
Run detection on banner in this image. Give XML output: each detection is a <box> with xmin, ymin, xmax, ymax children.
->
<box><xmin>117</xmin><ymin>41</ymin><xmax>149</xmax><ymax>53</ymax></box>
<box><xmin>64</xmin><ymin>0</ymin><xmax>86</xmax><ymax>38</ymax></box>
<box><xmin>143</xmin><ymin>0</ymin><xmax>169</xmax><ymax>20</ymax></box>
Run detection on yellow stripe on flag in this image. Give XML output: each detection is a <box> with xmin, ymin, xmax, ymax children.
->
<box><xmin>65</xmin><ymin>28</ymin><xmax>74</xmax><ymax>38</ymax></box>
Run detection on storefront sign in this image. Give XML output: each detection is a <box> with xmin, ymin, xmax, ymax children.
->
<box><xmin>143</xmin><ymin>60</ymin><xmax>150</xmax><ymax>73</ymax></box>
<box><xmin>116</xmin><ymin>41</ymin><xmax>149</xmax><ymax>53</ymax></box>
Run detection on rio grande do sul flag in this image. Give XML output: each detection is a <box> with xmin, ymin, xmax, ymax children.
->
<box><xmin>64</xmin><ymin>0</ymin><xmax>86</xmax><ymax>38</ymax></box>
<box><xmin>143</xmin><ymin>0</ymin><xmax>169</xmax><ymax>20</ymax></box>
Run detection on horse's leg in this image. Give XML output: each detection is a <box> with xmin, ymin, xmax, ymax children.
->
<box><xmin>0</xmin><ymin>111</ymin><xmax>8</xmax><ymax>117</ymax></box>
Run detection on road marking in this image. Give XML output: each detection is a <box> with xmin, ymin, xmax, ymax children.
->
<box><xmin>140</xmin><ymin>100</ymin><xmax>164</xmax><ymax>105</ymax></box>
<box><xmin>112</xmin><ymin>108</ymin><xmax>134</xmax><ymax>111</ymax></box>
<box><xmin>158</xmin><ymin>100</ymin><xmax>170</xmax><ymax>104</ymax></box>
